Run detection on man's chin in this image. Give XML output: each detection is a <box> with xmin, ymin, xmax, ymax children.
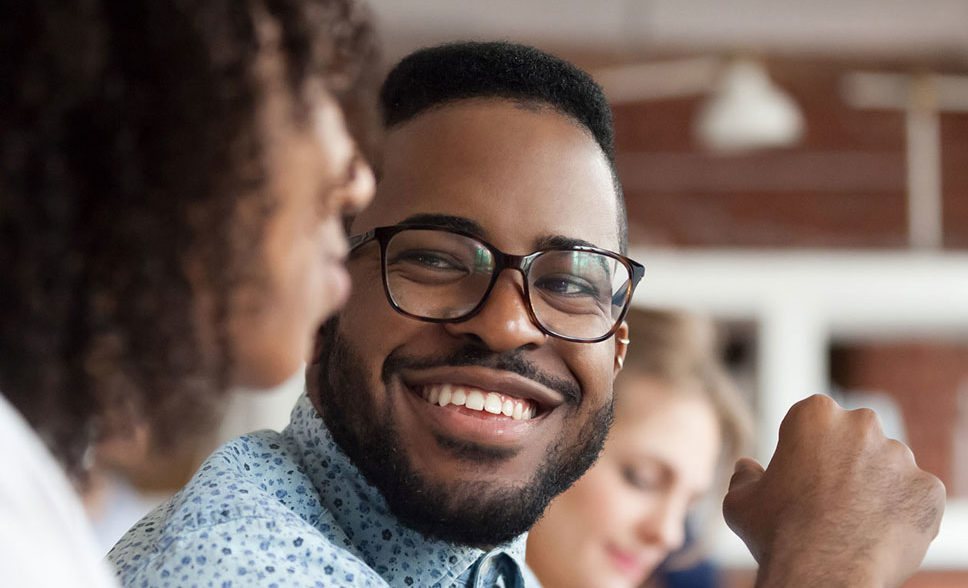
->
<box><xmin>315</xmin><ymin>323</ymin><xmax>613</xmax><ymax>547</ymax></box>
<box><xmin>382</xmin><ymin>474</ymin><xmax>550</xmax><ymax>548</ymax></box>
<box><xmin>431</xmin><ymin>432</ymin><xmax>521</xmax><ymax>464</ymax></box>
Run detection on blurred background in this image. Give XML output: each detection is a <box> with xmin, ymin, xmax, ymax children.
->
<box><xmin>96</xmin><ymin>1</ymin><xmax>968</xmax><ymax>586</ymax></box>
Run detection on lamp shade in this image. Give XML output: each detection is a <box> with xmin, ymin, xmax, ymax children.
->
<box><xmin>695</xmin><ymin>57</ymin><xmax>805</xmax><ymax>153</ymax></box>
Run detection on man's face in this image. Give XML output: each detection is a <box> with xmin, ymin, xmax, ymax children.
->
<box><xmin>312</xmin><ymin>98</ymin><xmax>628</xmax><ymax>547</ymax></box>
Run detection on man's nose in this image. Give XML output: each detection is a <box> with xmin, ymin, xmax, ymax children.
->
<box><xmin>443</xmin><ymin>270</ymin><xmax>547</xmax><ymax>352</ymax></box>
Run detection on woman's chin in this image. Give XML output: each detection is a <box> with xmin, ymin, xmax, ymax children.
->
<box><xmin>318</xmin><ymin>260</ymin><xmax>352</xmax><ymax>318</ymax></box>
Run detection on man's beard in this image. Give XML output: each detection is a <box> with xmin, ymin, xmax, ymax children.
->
<box><xmin>312</xmin><ymin>317</ymin><xmax>613</xmax><ymax>548</ymax></box>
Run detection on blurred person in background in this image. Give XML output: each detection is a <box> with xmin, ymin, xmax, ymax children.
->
<box><xmin>0</xmin><ymin>0</ymin><xmax>378</xmax><ymax>585</ymax></box>
<box><xmin>527</xmin><ymin>308</ymin><xmax>753</xmax><ymax>588</ymax></box>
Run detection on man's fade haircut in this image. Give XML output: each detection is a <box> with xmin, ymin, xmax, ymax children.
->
<box><xmin>378</xmin><ymin>41</ymin><xmax>628</xmax><ymax>253</ymax></box>
<box><xmin>0</xmin><ymin>0</ymin><xmax>379</xmax><ymax>482</ymax></box>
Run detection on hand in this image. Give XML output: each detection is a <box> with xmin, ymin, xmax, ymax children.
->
<box><xmin>723</xmin><ymin>394</ymin><xmax>946</xmax><ymax>588</ymax></box>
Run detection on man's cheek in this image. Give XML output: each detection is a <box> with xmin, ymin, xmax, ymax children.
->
<box><xmin>571</xmin><ymin>351</ymin><xmax>615</xmax><ymax>403</ymax></box>
<box><xmin>339</xmin><ymin>296</ymin><xmax>393</xmax><ymax>351</ymax></box>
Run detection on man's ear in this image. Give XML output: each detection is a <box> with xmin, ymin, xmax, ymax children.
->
<box><xmin>613</xmin><ymin>321</ymin><xmax>629</xmax><ymax>377</ymax></box>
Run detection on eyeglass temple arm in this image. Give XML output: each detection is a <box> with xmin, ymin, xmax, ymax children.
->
<box><xmin>611</xmin><ymin>262</ymin><xmax>645</xmax><ymax>307</ymax></box>
<box><xmin>348</xmin><ymin>229</ymin><xmax>377</xmax><ymax>251</ymax></box>
<box><xmin>612</xmin><ymin>283</ymin><xmax>630</xmax><ymax>307</ymax></box>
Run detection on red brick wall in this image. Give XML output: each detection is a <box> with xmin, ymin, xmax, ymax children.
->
<box><xmin>598</xmin><ymin>56</ymin><xmax>968</xmax><ymax>250</ymax></box>
<box><xmin>830</xmin><ymin>340</ymin><xmax>968</xmax><ymax>492</ymax></box>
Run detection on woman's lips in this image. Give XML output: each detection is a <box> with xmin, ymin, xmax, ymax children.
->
<box><xmin>323</xmin><ymin>258</ymin><xmax>351</xmax><ymax>310</ymax></box>
<box><xmin>605</xmin><ymin>544</ymin><xmax>651</xmax><ymax>581</ymax></box>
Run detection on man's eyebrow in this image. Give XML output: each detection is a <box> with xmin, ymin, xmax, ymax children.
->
<box><xmin>534</xmin><ymin>234</ymin><xmax>600</xmax><ymax>251</ymax></box>
<box><xmin>391</xmin><ymin>220</ymin><xmax>608</xmax><ymax>253</ymax></box>
<box><xmin>398</xmin><ymin>214</ymin><xmax>487</xmax><ymax>238</ymax></box>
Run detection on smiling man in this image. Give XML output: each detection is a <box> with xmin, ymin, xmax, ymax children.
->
<box><xmin>312</xmin><ymin>50</ymin><xmax>643</xmax><ymax>553</ymax></box>
<box><xmin>110</xmin><ymin>42</ymin><xmax>944</xmax><ymax>588</ymax></box>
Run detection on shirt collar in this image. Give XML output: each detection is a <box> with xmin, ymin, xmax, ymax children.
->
<box><xmin>284</xmin><ymin>393</ymin><xmax>530</xmax><ymax>587</ymax></box>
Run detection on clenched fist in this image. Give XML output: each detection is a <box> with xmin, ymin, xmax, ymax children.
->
<box><xmin>724</xmin><ymin>394</ymin><xmax>945</xmax><ymax>588</ymax></box>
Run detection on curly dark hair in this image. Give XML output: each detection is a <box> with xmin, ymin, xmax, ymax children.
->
<box><xmin>379</xmin><ymin>41</ymin><xmax>627</xmax><ymax>252</ymax></box>
<box><xmin>0</xmin><ymin>0</ymin><xmax>379</xmax><ymax>483</ymax></box>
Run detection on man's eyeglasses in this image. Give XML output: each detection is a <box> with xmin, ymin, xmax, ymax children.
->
<box><xmin>348</xmin><ymin>225</ymin><xmax>645</xmax><ymax>343</ymax></box>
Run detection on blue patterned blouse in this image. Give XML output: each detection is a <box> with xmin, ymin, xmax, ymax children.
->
<box><xmin>108</xmin><ymin>394</ymin><xmax>539</xmax><ymax>588</ymax></box>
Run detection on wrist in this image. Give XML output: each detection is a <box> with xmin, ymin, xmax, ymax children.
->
<box><xmin>754</xmin><ymin>527</ymin><xmax>887</xmax><ymax>588</ymax></box>
<box><xmin>755</xmin><ymin>560</ymin><xmax>884</xmax><ymax>588</ymax></box>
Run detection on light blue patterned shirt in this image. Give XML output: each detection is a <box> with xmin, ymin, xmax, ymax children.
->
<box><xmin>108</xmin><ymin>394</ymin><xmax>540</xmax><ymax>588</ymax></box>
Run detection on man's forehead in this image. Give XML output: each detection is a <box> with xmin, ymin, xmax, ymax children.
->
<box><xmin>351</xmin><ymin>205</ymin><xmax>619</xmax><ymax>254</ymax></box>
<box><xmin>352</xmin><ymin>100</ymin><xmax>621</xmax><ymax>251</ymax></box>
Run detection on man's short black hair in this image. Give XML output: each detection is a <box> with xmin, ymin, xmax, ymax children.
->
<box><xmin>379</xmin><ymin>41</ymin><xmax>628</xmax><ymax>252</ymax></box>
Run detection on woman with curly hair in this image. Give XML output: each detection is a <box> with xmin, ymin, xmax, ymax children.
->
<box><xmin>0</xmin><ymin>0</ymin><xmax>379</xmax><ymax>584</ymax></box>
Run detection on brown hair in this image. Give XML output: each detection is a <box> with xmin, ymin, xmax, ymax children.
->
<box><xmin>0</xmin><ymin>0</ymin><xmax>379</xmax><ymax>483</ymax></box>
<box><xmin>618</xmin><ymin>306</ymin><xmax>755</xmax><ymax>567</ymax></box>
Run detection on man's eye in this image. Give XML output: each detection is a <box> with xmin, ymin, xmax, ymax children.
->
<box><xmin>535</xmin><ymin>275</ymin><xmax>590</xmax><ymax>296</ymax></box>
<box><xmin>392</xmin><ymin>249</ymin><xmax>467</xmax><ymax>272</ymax></box>
<box><xmin>534</xmin><ymin>274</ymin><xmax>600</xmax><ymax>298</ymax></box>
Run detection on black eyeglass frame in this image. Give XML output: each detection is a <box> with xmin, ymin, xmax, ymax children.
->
<box><xmin>348</xmin><ymin>224</ymin><xmax>645</xmax><ymax>343</ymax></box>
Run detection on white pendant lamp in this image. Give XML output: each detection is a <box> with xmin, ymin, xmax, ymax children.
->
<box><xmin>695</xmin><ymin>57</ymin><xmax>805</xmax><ymax>153</ymax></box>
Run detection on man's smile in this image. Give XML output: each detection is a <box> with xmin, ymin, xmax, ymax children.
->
<box><xmin>397</xmin><ymin>365</ymin><xmax>573</xmax><ymax>448</ymax></box>
<box><xmin>419</xmin><ymin>384</ymin><xmax>539</xmax><ymax>420</ymax></box>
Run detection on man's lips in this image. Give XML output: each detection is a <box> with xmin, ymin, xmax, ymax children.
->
<box><xmin>417</xmin><ymin>383</ymin><xmax>537</xmax><ymax>420</ymax></box>
<box><xmin>401</xmin><ymin>365</ymin><xmax>568</xmax><ymax>414</ymax></box>
<box><xmin>396</xmin><ymin>365</ymin><xmax>572</xmax><ymax>446</ymax></box>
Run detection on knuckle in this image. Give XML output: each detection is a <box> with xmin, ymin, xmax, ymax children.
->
<box><xmin>795</xmin><ymin>393</ymin><xmax>835</xmax><ymax>412</ymax></box>
<box><xmin>885</xmin><ymin>438</ymin><xmax>916</xmax><ymax>463</ymax></box>
<box><xmin>849</xmin><ymin>407</ymin><xmax>883</xmax><ymax>435</ymax></box>
<box><xmin>914</xmin><ymin>473</ymin><xmax>947</xmax><ymax>534</ymax></box>
<box><xmin>886</xmin><ymin>439</ymin><xmax>917</xmax><ymax>467</ymax></box>
<box><xmin>786</xmin><ymin>394</ymin><xmax>832</xmax><ymax>422</ymax></box>
<box><xmin>781</xmin><ymin>395</ymin><xmax>838</xmax><ymax>437</ymax></box>
<box><xmin>922</xmin><ymin>471</ymin><xmax>947</xmax><ymax>502</ymax></box>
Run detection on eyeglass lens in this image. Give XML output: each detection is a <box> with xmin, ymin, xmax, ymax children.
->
<box><xmin>383</xmin><ymin>229</ymin><xmax>631</xmax><ymax>340</ymax></box>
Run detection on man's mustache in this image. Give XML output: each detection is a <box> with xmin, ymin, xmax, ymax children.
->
<box><xmin>381</xmin><ymin>345</ymin><xmax>582</xmax><ymax>405</ymax></box>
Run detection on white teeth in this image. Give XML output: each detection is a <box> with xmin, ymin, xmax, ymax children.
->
<box><xmin>502</xmin><ymin>399</ymin><xmax>514</xmax><ymax>416</ymax></box>
<box><xmin>437</xmin><ymin>383</ymin><xmax>452</xmax><ymax>407</ymax></box>
<box><xmin>465</xmin><ymin>390</ymin><xmax>485</xmax><ymax>411</ymax></box>
<box><xmin>420</xmin><ymin>384</ymin><xmax>537</xmax><ymax>420</ymax></box>
<box><xmin>484</xmin><ymin>393</ymin><xmax>503</xmax><ymax>414</ymax></box>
